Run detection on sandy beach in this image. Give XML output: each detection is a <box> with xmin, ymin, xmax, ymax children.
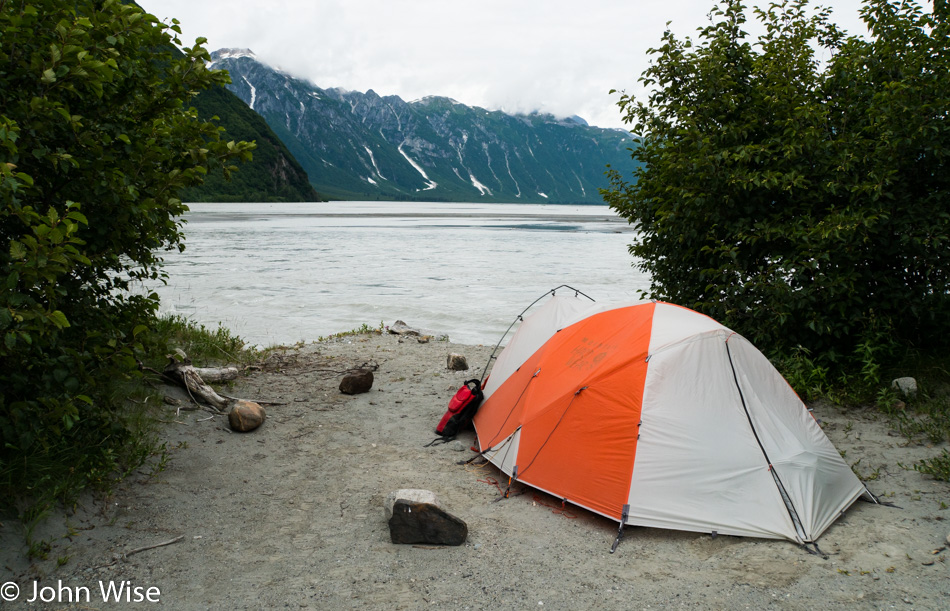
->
<box><xmin>1</xmin><ymin>331</ymin><xmax>948</xmax><ymax>609</ymax></box>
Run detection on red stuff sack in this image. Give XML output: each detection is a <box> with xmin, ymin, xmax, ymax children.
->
<box><xmin>435</xmin><ymin>379</ymin><xmax>484</xmax><ymax>438</ymax></box>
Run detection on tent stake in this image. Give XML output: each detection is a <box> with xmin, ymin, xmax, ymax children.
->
<box><xmin>610</xmin><ymin>525</ymin><xmax>625</xmax><ymax>554</ymax></box>
<box><xmin>610</xmin><ymin>505</ymin><xmax>631</xmax><ymax>554</ymax></box>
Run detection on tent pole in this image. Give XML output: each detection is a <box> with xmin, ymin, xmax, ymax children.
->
<box><xmin>479</xmin><ymin>285</ymin><xmax>595</xmax><ymax>382</ymax></box>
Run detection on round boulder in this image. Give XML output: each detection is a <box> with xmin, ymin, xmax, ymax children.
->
<box><xmin>228</xmin><ymin>400</ymin><xmax>266</xmax><ymax>432</ymax></box>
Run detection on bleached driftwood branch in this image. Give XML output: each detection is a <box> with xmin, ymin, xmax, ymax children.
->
<box><xmin>191</xmin><ymin>366</ymin><xmax>239</xmax><ymax>383</ymax></box>
<box><xmin>140</xmin><ymin>352</ymin><xmax>282</xmax><ymax>413</ymax></box>
<box><xmin>163</xmin><ymin>356</ymin><xmax>231</xmax><ymax>412</ymax></box>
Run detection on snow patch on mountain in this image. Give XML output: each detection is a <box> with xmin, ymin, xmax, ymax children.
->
<box><xmin>398</xmin><ymin>144</ymin><xmax>437</xmax><ymax>191</ymax></box>
<box><xmin>504</xmin><ymin>152</ymin><xmax>522</xmax><ymax>198</ymax></box>
<box><xmin>241</xmin><ymin>76</ymin><xmax>257</xmax><ymax>110</ymax></box>
<box><xmin>386</xmin><ymin>103</ymin><xmax>402</xmax><ymax>131</ymax></box>
<box><xmin>482</xmin><ymin>143</ymin><xmax>502</xmax><ymax>189</ymax></box>
<box><xmin>572</xmin><ymin>170</ymin><xmax>586</xmax><ymax>197</ymax></box>
<box><xmin>207</xmin><ymin>48</ymin><xmax>256</xmax><ymax>69</ymax></box>
<box><xmin>470</xmin><ymin>173</ymin><xmax>491</xmax><ymax>196</ymax></box>
<box><xmin>363</xmin><ymin>146</ymin><xmax>386</xmax><ymax>180</ymax></box>
<box><xmin>410</xmin><ymin>95</ymin><xmax>462</xmax><ymax>105</ymax></box>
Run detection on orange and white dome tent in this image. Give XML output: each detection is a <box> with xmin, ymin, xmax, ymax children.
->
<box><xmin>473</xmin><ymin>295</ymin><xmax>875</xmax><ymax>546</ymax></box>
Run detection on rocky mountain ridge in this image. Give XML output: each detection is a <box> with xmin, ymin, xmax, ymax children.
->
<box><xmin>209</xmin><ymin>48</ymin><xmax>638</xmax><ymax>203</ymax></box>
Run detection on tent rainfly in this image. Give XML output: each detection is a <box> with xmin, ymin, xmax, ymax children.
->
<box><xmin>473</xmin><ymin>295</ymin><xmax>875</xmax><ymax>549</ymax></box>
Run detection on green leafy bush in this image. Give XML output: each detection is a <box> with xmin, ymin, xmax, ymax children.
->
<box><xmin>0</xmin><ymin>0</ymin><xmax>253</xmax><ymax>511</ymax></box>
<box><xmin>603</xmin><ymin>0</ymin><xmax>950</xmax><ymax>371</ymax></box>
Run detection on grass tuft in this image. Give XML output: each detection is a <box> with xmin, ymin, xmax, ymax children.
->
<box><xmin>317</xmin><ymin>321</ymin><xmax>385</xmax><ymax>342</ymax></box>
<box><xmin>149</xmin><ymin>314</ymin><xmax>264</xmax><ymax>367</ymax></box>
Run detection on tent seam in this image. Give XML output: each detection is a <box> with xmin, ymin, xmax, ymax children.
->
<box><xmin>724</xmin><ymin>338</ymin><xmax>810</xmax><ymax>543</ymax></box>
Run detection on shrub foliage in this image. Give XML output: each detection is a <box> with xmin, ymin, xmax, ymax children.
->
<box><xmin>0</xmin><ymin>0</ymin><xmax>253</xmax><ymax>503</ymax></box>
<box><xmin>603</xmin><ymin>0</ymin><xmax>949</xmax><ymax>367</ymax></box>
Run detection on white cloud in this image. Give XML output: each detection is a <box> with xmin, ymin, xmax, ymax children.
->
<box><xmin>140</xmin><ymin>0</ymin><xmax>871</xmax><ymax>129</ymax></box>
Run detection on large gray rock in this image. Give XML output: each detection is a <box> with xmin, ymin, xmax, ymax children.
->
<box><xmin>384</xmin><ymin>489</ymin><xmax>467</xmax><ymax>546</ymax></box>
<box><xmin>340</xmin><ymin>370</ymin><xmax>374</xmax><ymax>394</ymax></box>
<box><xmin>891</xmin><ymin>377</ymin><xmax>918</xmax><ymax>399</ymax></box>
<box><xmin>388</xmin><ymin>320</ymin><xmax>421</xmax><ymax>336</ymax></box>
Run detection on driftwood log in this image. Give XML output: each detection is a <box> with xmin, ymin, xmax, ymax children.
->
<box><xmin>162</xmin><ymin>355</ymin><xmax>233</xmax><ymax>412</ymax></box>
<box><xmin>144</xmin><ymin>353</ymin><xmax>279</xmax><ymax>432</ymax></box>
<box><xmin>192</xmin><ymin>366</ymin><xmax>240</xmax><ymax>383</ymax></box>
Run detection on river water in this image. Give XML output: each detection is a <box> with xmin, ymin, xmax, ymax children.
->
<box><xmin>148</xmin><ymin>202</ymin><xmax>650</xmax><ymax>347</ymax></box>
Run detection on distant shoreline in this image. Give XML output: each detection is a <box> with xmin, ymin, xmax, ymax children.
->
<box><xmin>181</xmin><ymin>200</ymin><xmax>632</xmax><ymax>228</ymax></box>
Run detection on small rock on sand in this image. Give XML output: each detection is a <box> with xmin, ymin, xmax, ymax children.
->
<box><xmin>447</xmin><ymin>353</ymin><xmax>469</xmax><ymax>370</ymax></box>
<box><xmin>340</xmin><ymin>370</ymin><xmax>374</xmax><ymax>394</ymax></box>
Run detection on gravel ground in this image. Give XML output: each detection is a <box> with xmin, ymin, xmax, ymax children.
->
<box><xmin>1</xmin><ymin>331</ymin><xmax>948</xmax><ymax>609</ymax></box>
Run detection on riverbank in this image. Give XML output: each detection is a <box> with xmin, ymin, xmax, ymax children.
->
<box><xmin>1</xmin><ymin>332</ymin><xmax>948</xmax><ymax>609</ymax></box>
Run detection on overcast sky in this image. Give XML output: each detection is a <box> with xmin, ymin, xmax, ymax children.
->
<box><xmin>137</xmin><ymin>0</ymin><xmax>872</xmax><ymax>129</ymax></box>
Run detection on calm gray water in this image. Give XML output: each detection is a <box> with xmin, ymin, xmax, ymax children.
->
<box><xmin>148</xmin><ymin>202</ymin><xmax>649</xmax><ymax>347</ymax></box>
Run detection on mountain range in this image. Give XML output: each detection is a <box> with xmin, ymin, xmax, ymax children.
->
<box><xmin>207</xmin><ymin>48</ymin><xmax>638</xmax><ymax>204</ymax></box>
<box><xmin>183</xmin><ymin>84</ymin><xmax>322</xmax><ymax>202</ymax></box>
